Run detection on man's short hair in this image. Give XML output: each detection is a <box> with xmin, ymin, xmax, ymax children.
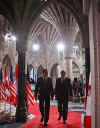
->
<box><xmin>61</xmin><ymin>70</ymin><xmax>65</xmax><ymax>74</ymax></box>
<box><xmin>43</xmin><ymin>69</ymin><xmax>48</xmax><ymax>73</ymax></box>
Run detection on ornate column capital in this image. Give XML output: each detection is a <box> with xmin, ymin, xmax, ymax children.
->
<box><xmin>65</xmin><ymin>56</ymin><xmax>73</xmax><ymax>60</ymax></box>
<box><xmin>97</xmin><ymin>0</ymin><xmax>100</xmax><ymax>12</ymax></box>
<box><xmin>83</xmin><ymin>0</ymin><xmax>90</xmax><ymax>15</ymax></box>
<box><xmin>17</xmin><ymin>47</ymin><xmax>27</xmax><ymax>54</ymax></box>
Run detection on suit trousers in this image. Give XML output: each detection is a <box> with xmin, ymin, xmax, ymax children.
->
<box><xmin>57</xmin><ymin>99</ymin><xmax>68</xmax><ymax>121</ymax></box>
<box><xmin>39</xmin><ymin>95</ymin><xmax>50</xmax><ymax>122</ymax></box>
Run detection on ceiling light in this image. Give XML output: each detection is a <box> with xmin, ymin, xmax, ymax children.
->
<box><xmin>57</xmin><ymin>42</ymin><xmax>65</xmax><ymax>52</ymax></box>
<box><xmin>33</xmin><ymin>44</ymin><xmax>40</xmax><ymax>51</ymax></box>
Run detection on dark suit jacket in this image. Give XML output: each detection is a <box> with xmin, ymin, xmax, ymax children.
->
<box><xmin>55</xmin><ymin>77</ymin><xmax>71</xmax><ymax>101</ymax></box>
<box><xmin>35</xmin><ymin>77</ymin><xmax>54</xmax><ymax>98</ymax></box>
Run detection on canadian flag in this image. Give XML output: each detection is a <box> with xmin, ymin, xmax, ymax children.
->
<box><xmin>84</xmin><ymin>72</ymin><xmax>91</xmax><ymax>128</ymax></box>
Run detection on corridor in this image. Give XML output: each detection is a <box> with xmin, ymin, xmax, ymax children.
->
<box><xmin>0</xmin><ymin>0</ymin><xmax>100</xmax><ymax>128</ymax></box>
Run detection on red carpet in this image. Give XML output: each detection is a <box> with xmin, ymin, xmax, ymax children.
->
<box><xmin>21</xmin><ymin>103</ymin><xmax>81</xmax><ymax>128</ymax></box>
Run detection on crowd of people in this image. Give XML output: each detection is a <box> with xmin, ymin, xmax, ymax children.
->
<box><xmin>72</xmin><ymin>77</ymin><xmax>85</xmax><ymax>97</ymax></box>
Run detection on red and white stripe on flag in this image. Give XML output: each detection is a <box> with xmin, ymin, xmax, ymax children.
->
<box><xmin>26</xmin><ymin>81</ymin><xmax>34</xmax><ymax>106</ymax></box>
<box><xmin>0</xmin><ymin>81</ymin><xmax>10</xmax><ymax>102</ymax></box>
<box><xmin>0</xmin><ymin>82</ymin><xmax>5</xmax><ymax>100</ymax></box>
<box><xmin>85</xmin><ymin>72</ymin><xmax>91</xmax><ymax>128</ymax></box>
<box><xmin>9</xmin><ymin>82</ymin><xmax>16</xmax><ymax>98</ymax></box>
<box><xmin>9</xmin><ymin>81</ymin><xmax>17</xmax><ymax>105</ymax></box>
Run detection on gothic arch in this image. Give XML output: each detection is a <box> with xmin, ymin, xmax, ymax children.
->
<box><xmin>72</xmin><ymin>61</ymin><xmax>80</xmax><ymax>71</ymax></box>
<box><xmin>37</xmin><ymin>65</ymin><xmax>44</xmax><ymax>78</ymax></box>
<box><xmin>2</xmin><ymin>54</ymin><xmax>12</xmax><ymax>68</ymax></box>
<box><xmin>28</xmin><ymin>64</ymin><xmax>34</xmax><ymax>72</ymax></box>
<box><xmin>50</xmin><ymin>63</ymin><xmax>59</xmax><ymax>89</ymax></box>
<box><xmin>50</xmin><ymin>63</ymin><xmax>58</xmax><ymax>77</ymax></box>
<box><xmin>72</xmin><ymin>61</ymin><xmax>80</xmax><ymax>78</ymax></box>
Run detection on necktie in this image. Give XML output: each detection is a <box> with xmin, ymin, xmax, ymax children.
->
<box><xmin>61</xmin><ymin>79</ymin><xmax>64</xmax><ymax>83</ymax></box>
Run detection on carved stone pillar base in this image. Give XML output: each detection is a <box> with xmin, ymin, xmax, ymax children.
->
<box><xmin>16</xmin><ymin>107</ymin><xmax>27</xmax><ymax>122</ymax></box>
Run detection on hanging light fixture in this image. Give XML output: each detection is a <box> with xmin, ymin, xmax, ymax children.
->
<box><xmin>57</xmin><ymin>41</ymin><xmax>65</xmax><ymax>52</ymax></box>
<box><xmin>33</xmin><ymin>43</ymin><xmax>40</xmax><ymax>51</ymax></box>
<box><xmin>56</xmin><ymin>41</ymin><xmax>65</xmax><ymax>58</ymax></box>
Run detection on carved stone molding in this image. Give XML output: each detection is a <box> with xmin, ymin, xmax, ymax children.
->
<box><xmin>97</xmin><ymin>0</ymin><xmax>100</xmax><ymax>12</ymax></box>
<box><xmin>83</xmin><ymin>0</ymin><xmax>90</xmax><ymax>15</ymax></box>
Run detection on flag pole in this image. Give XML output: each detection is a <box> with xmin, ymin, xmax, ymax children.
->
<box><xmin>4</xmin><ymin>82</ymin><xmax>6</xmax><ymax>113</ymax></box>
<box><xmin>9</xmin><ymin>81</ymin><xmax>12</xmax><ymax>118</ymax></box>
<box><xmin>9</xmin><ymin>65</ymin><xmax>14</xmax><ymax>116</ymax></box>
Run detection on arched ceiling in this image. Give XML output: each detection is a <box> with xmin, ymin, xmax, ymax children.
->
<box><xmin>31</xmin><ymin>2</ymin><xmax>79</xmax><ymax>39</ymax></box>
<box><xmin>0</xmin><ymin>0</ymin><xmax>85</xmax><ymax>69</ymax></box>
<box><xmin>28</xmin><ymin>1</ymin><xmax>81</xmax><ymax>58</ymax></box>
<box><xmin>40</xmin><ymin>2</ymin><xmax>77</xmax><ymax>34</ymax></box>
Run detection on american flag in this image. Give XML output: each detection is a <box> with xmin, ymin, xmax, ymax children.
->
<box><xmin>9</xmin><ymin>81</ymin><xmax>17</xmax><ymax>105</ymax></box>
<box><xmin>26</xmin><ymin>81</ymin><xmax>34</xmax><ymax>106</ymax></box>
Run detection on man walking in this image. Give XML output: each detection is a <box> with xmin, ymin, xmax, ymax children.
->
<box><xmin>55</xmin><ymin>70</ymin><xmax>71</xmax><ymax>124</ymax></box>
<box><xmin>35</xmin><ymin>69</ymin><xmax>54</xmax><ymax>127</ymax></box>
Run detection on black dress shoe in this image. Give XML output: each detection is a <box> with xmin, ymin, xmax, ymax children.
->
<box><xmin>63</xmin><ymin>120</ymin><xmax>66</xmax><ymax>124</ymax></box>
<box><xmin>57</xmin><ymin>115</ymin><xmax>61</xmax><ymax>120</ymax></box>
<box><xmin>40</xmin><ymin>117</ymin><xmax>44</xmax><ymax>122</ymax></box>
<box><xmin>44</xmin><ymin>122</ymin><xmax>47</xmax><ymax>127</ymax></box>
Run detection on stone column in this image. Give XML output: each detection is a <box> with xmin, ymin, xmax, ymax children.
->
<box><xmin>65</xmin><ymin>57</ymin><xmax>72</xmax><ymax>78</ymax></box>
<box><xmin>16</xmin><ymin>49</ymin><xmax>27</xmax><ymax>122</ymax></box>
<box><xmin>95</xmin><ymin>1</ymin><xmax>100</xmax><ymax>127</ymax></box>
<box><xmin>45</xmin><ymin>43</ymin><xmax>51</xmax><ymax>73</ymax></box>
<box><xmin>89</xmin><ymin>0</ymin><xmax>100</xmax><ymax>127</ymax></box>
<box><xmin>85</xmin><ymin>48</ymin><xmax>90</xmax><ymax>96</ymax></box>
<box><xmin>15</xmin><ymin>30</ymin><xmax>28</xmax><ymax>122</ymax></box>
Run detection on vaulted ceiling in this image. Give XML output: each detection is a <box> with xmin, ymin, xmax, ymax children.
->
<box><xmin>0</xmin><ymin>0</ymin><xmax>85</xmax><ymax>69</ymax></box>
<box><xmin>28</xmin><ymin>2</ymin><xmax>81</xmax><ymax>58</ymax></box>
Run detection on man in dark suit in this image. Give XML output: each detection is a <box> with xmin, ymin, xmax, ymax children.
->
<box><xmin>35</xmin><ymin>69</ymin><xmax>54</xmax><ymax>127</ymax></box>
<box><xmin>55</xmin><ymin>70</ymin><xmax>71</xmax><ymax>124</ymax></box>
